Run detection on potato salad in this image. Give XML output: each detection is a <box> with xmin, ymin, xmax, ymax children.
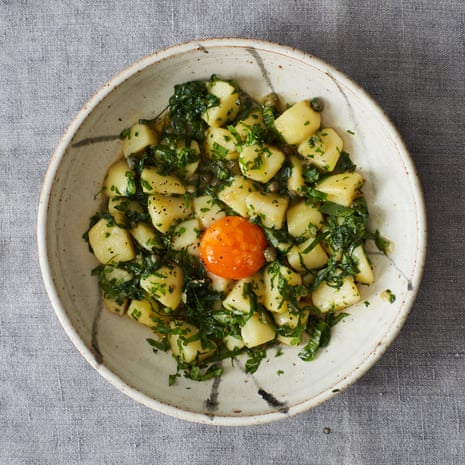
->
<box><xmin>84</xmin><ymin>75</ymin><xmax>388</xmax><ymax>384</ymax></box>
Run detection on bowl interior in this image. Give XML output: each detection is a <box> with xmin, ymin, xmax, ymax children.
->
<box><xmin>39</xmin><ymin>39</ymin><xmax>426</xmax><ymax>425</ymax></box>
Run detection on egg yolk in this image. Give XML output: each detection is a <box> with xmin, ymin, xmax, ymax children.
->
<box><xmin>199</xmin><ymin>216</ymin><xmax>268</xmax><ymax>280</ymax></box>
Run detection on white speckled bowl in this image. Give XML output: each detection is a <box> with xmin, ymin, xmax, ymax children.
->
<box><xmin>38</xmin><ymin>38</ymin><xmax>426</xmax><ymax>425</ymax></box>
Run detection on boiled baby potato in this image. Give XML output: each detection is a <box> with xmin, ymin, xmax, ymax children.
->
<box><xmin>193</xmin><ymin>195</ymin><xmax>226</xmax><ymax>229</ymax></box>
<box><xmin>202</xmin><ymin>80</ymin><xmax>240</xmax><ymax>128</ymax></box>
<box><xmin>287</xmin><ymin>237</ymin><xmax>329</xmax><ymax>272</ymax></box>
<box><xmin>102</xmin><ymin>296</ymin><xmax>128</xmax><ymax>316</ymax></box>
<box><xmin>238</xmin><ymin>144</ymin><xmax>285</xmax><ymax>183</ymax></box>
<box><xmin>171</xmin><ymin>218</ymin><xmax>201</xmax><ymax>256</ymax></box>
<box><xmin>273</xmin><ymin>308</ymin><xmax>310</xmax><ymax>346</ymax></box>
<box><xmin>263</xmin><ymin>262</ymin><xmax>302</xmax><ymax>313</ymax></box>
<box><xmin>205</xmin><ymin>127</ymin><xmax>238</xmax><ymax>160</ymax></box>
<box><xmin>108</xmin><ymin>197</ymin><xmax>142</xmax><ymax>225</ymax></box>
<box><xmin>103</xmin><ymin>159</ymin><xmax>136</xmax><ymax>198</ymax></box>
<box><xmin>240</xmin><ymin>312</ymin><xmax>276</xmax><ymax>348</ymax></box>
<box><xmin>351</xmin><ymin>244</ymin><xmax>374</xmax><ymax>284</ymax></box>
<box><xmin>223</xmin><ymin>334</ymin><xmax>245</xmax><ymax>351</ymax></box>
<box><xmin>88</xmin><ymin>218</ymin><xmax>135</xmax><ymax>264</ymax></box>
<box><xmin>140</xmin><ymin>264</ymin><xmax>184</xmax><ymax>310</ymax></box>
<box><xmin>245</xmin><ymin>191</ymin><xmax>288</xmax><ymax>229</ymax></box>
<box><xmin>169</xmin><ymin>320</ymin><xmax>216</xmax><ymax>363</ymax></box>
<box><xmin>217</xmin><ymin>176</ymin><xmax>257</xmax><ymax>217</ymax></box>
<box><xmin>274</xmin><ymin>100</ymin><xmax>320</xmax><ymax>145</ymax></box>
<box><xmin>127</xmin><ymin>297</ymin><xmax>169</xmax><ymax>328</ymax></box>
<box><xmin>140</xmin><ymin>167</ymin><xmax>186</xmax><ymax>195</ymax></box>
<box><xmin>147</xmin><ymin>194</ymin><xmax>192</xmax><ymax>233</ymax></box>
<box><xmin>122</xmin><ymin>123</ymin><xmax>158</xmax><ymax>157</ymax></box>
<box><xmin>175</xmin><ymin>139</ymin><xmax>201</xmax><ymax>178</ymax></box>
<box><xmin>129</xmin><ymin>222</ymin><xmax>162</xmax><ymax>251</ymax></box>
<box><xmin>223</xmin><ymin>272</ymin><xmax>264</xmax><ymax>314</ymax></box>
<box><xmin>298</xmin><ymin>128</ymin><xmax>343</xmax><ymax>172</ymax></box>
<box><xmin>233</xmin><ymin>109</ymin><xmax>266</xmax><ymax>141</ymax></box>
<box><xmin>100</xmin><ymin>265</ymin><xmax>133</xmax><ymax>315</ymax></box>
<box><xmin>287</xmin><ymin>200</ymin><xmax>324</xmax><ymax>238</ymax></box>
<box><xmin>312</xmin><ymin>274</ymin><xmax>361</xmax><ymax>312</ymax></box>
<box><xmin>315</xmin><ymin>172</ymin><xmax>363</xmax><ymax>207</ymax></box>
<box><xmin>287</xmin><ymin>155</ymin><xmax>305</xmax><ymax>194</ymax></box>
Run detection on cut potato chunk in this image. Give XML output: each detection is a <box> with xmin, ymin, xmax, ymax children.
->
<box><xmin>127</xmin><ymin>298</ymin><xmax>169</xmax><ymax>328</ymax></box>
<box><xmin>103</xmin><ymin>159</ymin><xmax>136</xmax><ymax>198</ymax></box>
<box><xmin>273</xmin><ymin>309</ymin><xmax>310</xmax><ymax>345</ymax></box>
<box><xmin>140</xmin><ymin>265</ymin><xmax>184</xmax><ymax>310</ymax></box>
<box><xmin>122</xmin><ymin>123</ymin><xmax>158</xmax><ymax>157</ymax></box>
<box><xmin>108</xmin><ymin>197</ymin><xmax>142</xmax><ymax>225</ymax></box>
<box><xmin>217</xmin><ymin>176</ymin><xmax>257</xmax><ymax>217</ymax></box>
<box><xmin>298</xmin><ymin>128</ymin><xmax>343</xmax><ymax>172</ymax></box>
<box><xmin>202</xmin><ymin>80</ymin><xmax>240</xmax><ymax>128</ymax></box>
<box><xmin>312</xmin><ymin>274</ymin><xmax>361</xmax><ymax>312</ymax></box>
<box><xmin>234</xmin><ymin>110</ymin><xmax>266</xmax><ymax>141</ymax></box>
<box><xmin>103</xmin><ymin>297</ymin><xmax>128</xmax><ymax>316</ymax></box>
<box><xmin>147</xmin><ymin>194</ymin><xmax>192</xmax><ymax>233</ymax></box>
<box><xmin>171</xmin><ymin>218</ymin><xmax>201</xmax><ymax>256</ymax></box>
<box><xmin>274</xmin><ymin>100</ymin><xmax>320</xmax><ymax>145</ymax></box>
<box><xmin>169</xmin><ymin>320</ymin><xmax>215</xmax><ymax>363</ymax></box>
<box><xmin>263</xmin><ymin>262</ymin><xmax>303</xmax><ymax>313</ymax></box>
<box><xmin>193</xmin><ymin>195</ymin><xmax>226</xmax><ymax>229</ymax></box>
<box><xmin>88</xmin><ymin>218</ymin><xmax>136</xmax><ymax>264</ymax></box>
<box><xmin>287</xmin><ymin>155</ymin><xmax>305</xmax><ymax>194</ymax></box>
<box><xmin>245</xmin><ymin>191</ymin><xmax>288</xmax><ymax>229</ymax></box>
<box><xmin>287</xmin><ymin>237</ymin><xmax>329</xmax><ymax>272</ymax></box>
<box><xmin>223</xmin><ymin>273</ymin><xmax>264</xmax><ymax>314</ymax></box>
<box><xmin>205</xmin><ymin>127</ymin><xmax>238</xmax><ymax>160</ymax></box>
<box><xmin>176</xmin><ymin>139</ymin><xmax>201</xmax><ymax>178</ymax></box>
<box><xmin>100</xmin><ymin>266</ymin><xmax>133</xmax><ymax>315</ymax></box>
<box><xmin>287</xmin><ymin>201</ymin><xmax>324</xmax><ymax>237</ymax></box>
<box><xmin>101</xmin><ymin>264</ymin><xmax>133</xmax><ymax>283</ymax></box>
<box><xmin>223</xmin><ymin>334</ymin><xmax>245</xmax><ymax>351</ymax></box>
<box><xmin>263</xmin><ymin>228</ymin><xmax>293</xmax><ymax>254</ymax></box>
<box><xmin>141</xmin><ymin>167</ymin><xmax>185</xmax><ymax>195</ymax></box>
<box><xmin>239</xmin><ymin>144</ymin><xmax>285</xmax><ymax>183</ymax></box>
<box><xmin>241</xmin><ymin>312</ymin><xmax>276</xmax><ymax>348</ymax></box>
<box><xmin>316</xmin><ymin>172</ymin><xmax>363</xmax><ymax>207</ymax></box>
<box><xmin>352</xmin><ymin>244</ymin><xmax>375</xmax><ymax>284</ymax></box>
<box><xmin>129</xmin><ymin>222</ymin><xmax>161</xmax><ymax>250</ymax></box>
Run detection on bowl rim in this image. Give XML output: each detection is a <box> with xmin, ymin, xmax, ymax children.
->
<box><xmin>37</xmin><ymin>37</ymin><xmax>427</xmax><ymax>425</ymax></box>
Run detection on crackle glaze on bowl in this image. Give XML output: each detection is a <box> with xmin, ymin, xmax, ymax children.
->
<box><xmin>38</xmin><ymin>38</ymin><xmax>426</xmax><ymax>425</ymax></box>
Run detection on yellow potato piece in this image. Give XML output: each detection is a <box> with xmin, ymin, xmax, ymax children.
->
<box><xmin>147</xmin><ymin>194</ymin><xmax>192</xmax><ymax>233</ymax></box>
<box><xmin>88</xmin><ymin>218</ymin><xmax>135</xmax><ymax>264</ymax></box>
<box><xmin>239</xmin><ymin>144</ymin><xmax>285</xmax><ymax>183</ymax></box>
<box><xmin>122</xmin><ymin>123</ymin><xmax>158</xmax><ymax>157</ymax></box>
<box><xmin>298</xmin><ymin>128</ymin><xmax>343</xmax><ymax>172</ymax></box>
<box><xmin>202</xmin><ymin>80</ymin><xmax>240</xmax><ymax>128</ymax></box>
<box><xmin>274</xmin><ymin>100</ymin><xmax>320</xmax><ymax>145</ymax></box>
<box><xmin>103</xmin><ymin>159</ymin><xmax>136</xmax><ymax>198</ymax></box>
<box><xmin>245</xmin><ymin>191</ymin><xmax>288</xmax><ymax>229</ymax></box>
<box><xmin>316</xmin><ymin>172</ymin><xmax>363</xmax><ymax>207</ymax></box>
<box><xmin>217</xmin><ymin>176</ymin><xmax>257</xmax><ymax>217</ymax></box>
<box><xmin>141</xmin><ymin>167</ymin><xmax>186</xmax><ymax>195</ymax></box>
<box><xmin>140</xmin><ymin>265</ymin><xmax>184</xmax><ymax>310</ymax></box>
<box><xmin>241</xmin><ymin>313</ymin><xmax>276</xmax><ymax>348</ymax></box>
<box><xmin>287</xmin><ymin>201</ymin><xmax>324</xmax><ymax>237</ymax></box>
<box><xmin>169</xmin><ymin>321</ymin><xmax>215</xmax><ymax>363</ymax></box>
<box><xmin>312</xmin><ymin>274</ymin><xmax>361</xmax><ymax>312</ymax></box>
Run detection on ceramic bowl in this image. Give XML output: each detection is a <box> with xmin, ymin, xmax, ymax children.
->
<box><xmin>38</xmin><ymin>38</ymin><xmax>426</xmax><ymax>425</ymax></box>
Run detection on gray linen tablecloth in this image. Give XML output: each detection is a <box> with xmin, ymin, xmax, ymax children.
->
<box><xmin>1</xmin><ymin>1</ymin><xmax>464</xmax><ymax>464</ymax></box>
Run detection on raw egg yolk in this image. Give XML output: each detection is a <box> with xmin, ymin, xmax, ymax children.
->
<box><xmin>199</xmin><ymin>216</ymin><xmax>268</xmax><ymax>280</ymax></box>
